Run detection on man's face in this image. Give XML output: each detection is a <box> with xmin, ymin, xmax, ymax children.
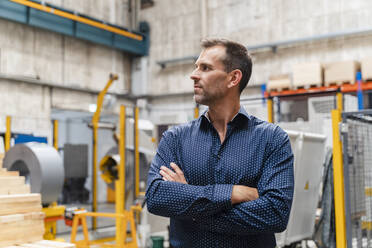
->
<box><xmin>190</xmin><ymin>45</ymin><xmax>229</xmax><ymax>106</ymax></box>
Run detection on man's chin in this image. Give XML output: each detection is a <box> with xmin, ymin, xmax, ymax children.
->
<box><xmin>193</xmin><ymin>95</ymin><xmax>207</xmax><ymax>105</ymax></box>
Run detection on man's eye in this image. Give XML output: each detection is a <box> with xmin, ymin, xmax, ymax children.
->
<box><xmin>201</xmin><ymin>65</ymin><xmax>209</xmax><ymax>71</ymax></box>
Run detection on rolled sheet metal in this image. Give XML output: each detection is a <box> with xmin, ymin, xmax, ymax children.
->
<box><xmin>3</xmin><ymin>142</ymin><xmax>64</xmax><ymax>205</ymax></box>
<box><xmin>100</xmin><ymin>146</ymin><xmax>151</xmax><ymax>209</ymax></box>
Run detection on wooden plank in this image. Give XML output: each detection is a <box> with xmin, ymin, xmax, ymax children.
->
<box><xmin>2</xmin><ymin>246</ymin><xmax>26</xmax><ymax>248</ymax></box>
<box><xmin>5</xmin><ymin>185</ymin><xmax>31</xmax><ymax>195</ymax></box>
<box><xmin>0</xmin><ymin>183</ymin><xmax>30</xmax><ymax>195</ymax></box>
<box><xmin>2</xmin><ymin>240</ymin><xmax>76</xmax><ymax>248</ymax></box>
<box><xmin>0</xmin><ymin>176</ymin><xmax>25</xmax><ymax>187</ymax></box>
<box><xmin>0</xmin><ymin>212</ymin><xmax>45</xmax><ymax>247</ymax></box>
<box><xmin>0</xmin><ymin>219</ymin><xmax>44</xmax><ymax>247</ymax></box>
<box><xmin>0</xmin><ymin>194</ymin><xmax>42</xmax><ymax>215</ymax></box>
<box><xmin>0</xmin><ymin>170</ymin><xmax>19</xmax><ymax>177</ymax></box>
<box><xmin>19</xmin><ymin>244</ymin><xmax>46</xmax><ymax>248</ymax></box>
<box><xmin>34</xmin><ymin>240</ymin><xmax>76</xmax><ymax>248</ymax></box>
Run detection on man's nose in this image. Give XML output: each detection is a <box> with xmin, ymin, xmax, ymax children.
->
<box><xmin>190</xmin><ymin>70</ymin><xmax>200</xmax><ymax>81</ymax></box>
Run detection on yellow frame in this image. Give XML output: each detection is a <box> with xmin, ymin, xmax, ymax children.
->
<box><xmin>194</xmin><ymin>104</ymin><xmax>200</xmax><ymax>119</ymax></box>
<box><xmin>134</xmin><ymin>107</ymin><xmax>146</xmax><ymax>197</ymax></box>
<box><xmin>70</xmin><ymin>206</ymin><xmax>141</xmax><ymax>248</ymax></box>
<box><xmin>332</xmin><ymin>109</ymin><xmax>347</xmax><ymax>248</ymax></box>
<box><xmin>53</xmin><ymin>120</ymin><xmax>59</xmax><ymax>150</ymax></box>
<box><xmin>267</xmin><ymin>98</ymin><xmax>274</xmax><ymax>123</ymax></box>
<box><xmin>92</xmin><ymin>74</ymin><xmax>118</xmax><ymax>229</ymax></box>
<box><xmin>5</xmin><ymin>116</ymin><xmax>11</xmax><ymax>152</ymax></box>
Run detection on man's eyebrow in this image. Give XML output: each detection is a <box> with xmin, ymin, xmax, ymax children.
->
<box><xmin>195</xmin><ymin>61</ymin><xmax>213</xmax><ymax>68</ymax></box>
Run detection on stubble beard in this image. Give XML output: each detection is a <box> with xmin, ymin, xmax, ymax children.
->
<box><xmin>194</xmin><ymin>91</ymin><xmax>209</xmax><ymax>106</ymax></box>
<box><xmin>193</xmin><ymin>85</ymin><xmax>225</xmax><ymax>106</ymax></box>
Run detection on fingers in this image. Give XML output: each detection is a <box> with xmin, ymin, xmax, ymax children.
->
<box><xmin>160</xmin><ymin>166</ymin><xmax>176</xmax><ymax>181</ymax></box>
<box><xmin>160</xmin><ymin>163</ymin><xmax>187</xmax><ymax>184</ymax></box>
<box><xmin>170</xmin><ymin>162</ymin><xmax>184</xmax><ymax>176</ymax></box>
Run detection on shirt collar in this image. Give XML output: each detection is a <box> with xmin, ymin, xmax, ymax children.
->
<box><xmin>200</xmin><ymin>106</ymin><xmax>251</xmax><ymax>127</ymax></box>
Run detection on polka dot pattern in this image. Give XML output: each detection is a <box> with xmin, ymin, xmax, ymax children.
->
<box><xmin>146</xmin><ymin>107</ymin><xmax>294</xmax><ymax>248</ymax></box>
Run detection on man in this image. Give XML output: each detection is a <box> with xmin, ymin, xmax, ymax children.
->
<box><xmin>146</xmin><ymin>39</ymin><xmax>294</xmax><ymax>247</ymax></box>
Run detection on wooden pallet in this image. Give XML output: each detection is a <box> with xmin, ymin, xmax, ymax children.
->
<box><xmin>293</xmin><ymin>83</ymin><xmax>322</xmax><ymax>90</ymax></box>
<box><xmin>324</xmin><ymin>80</ymin><xmax>354</xmax><ymax>87</ymax></box>
<box><xmin>268</xmin><ymin>87</ymin><xmax>291</xmax><ymax>92</ymax></box>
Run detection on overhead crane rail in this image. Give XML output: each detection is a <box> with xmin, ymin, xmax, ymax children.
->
<box><xmin>0</xmin><ymin>0</ymin><xmax>149</xmax><ymax>56</ymax></box>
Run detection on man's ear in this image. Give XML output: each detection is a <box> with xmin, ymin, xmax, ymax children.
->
<box><xmin>227</xmin><ymin>69</ymin><xmax>242</xmax><ymax>89</ymax></box>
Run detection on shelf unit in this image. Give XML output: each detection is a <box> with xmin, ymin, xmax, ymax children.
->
<box><xmin>265</xmin><ymin>81</ymin><xmax>372</xmax><ymax>98</ymax></box>
<box><xmin>264</xmin><ymin>81</ymin><xmax>372</xmax><ymax>123</ymax></box>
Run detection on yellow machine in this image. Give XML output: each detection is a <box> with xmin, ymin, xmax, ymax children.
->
<box><xmin>41</xmin><ymin>119</ymin><xmax>65</xmax><ymax>240</ymax></box>
<box><xmin>42</xmin><ymin>203</ymin><xmax>66</xmax><ymax>240</ymax></box>
<box><xmin>70</xmin><ymin>75</ymin><xmax>143</xmax><ymax>248</ymax></box>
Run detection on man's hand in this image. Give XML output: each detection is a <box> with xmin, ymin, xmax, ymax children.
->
<box><xmin>160</xmin><ymin>162</ymin><xmax>188</xmax><ymax>184</ymax></box>
<box><xmin>231</xmin><ymin>185</ymin><xmax>259</xmax><ymax>204</ymax></box>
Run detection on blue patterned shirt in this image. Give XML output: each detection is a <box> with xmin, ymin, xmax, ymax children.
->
<box><xmin>146</xmin><ymin>106</ymin><xmax>294</xmax><ymax>248</ymax></box>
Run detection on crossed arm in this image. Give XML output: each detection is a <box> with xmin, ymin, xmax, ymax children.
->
<box><xmin>160</xmin><ymin>162</ymin><xmax>259</xmax><ymax>204</ymax></box>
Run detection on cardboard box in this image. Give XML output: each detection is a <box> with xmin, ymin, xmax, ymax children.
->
<box><xmin>361</xmin><ymin>57</ymin><xmax>372</xmax><ymax>81</ymax></box>
<box><xmin>267</xmin><ymin>74</ymin><xmax>291</xmax><ymax>92</ymax></box>
<box><xmin>324</xmin><ymin>60</ymin><xmax>360</xmax><ymax>86</ymax></box>
<box><xmin>293</xmin><ymin>63</ymin><xmax>323</xmax><ymax>89</ymax></box>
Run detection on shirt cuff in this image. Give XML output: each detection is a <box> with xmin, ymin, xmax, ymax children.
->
<box><xmin>213</xmin><ymin>184</ymin><xmax>233</xmax><ymax>211</ymax></box>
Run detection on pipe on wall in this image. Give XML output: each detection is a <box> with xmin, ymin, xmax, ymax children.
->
<box><xmin>200</xmin><ymin>0</ymin><xmax>208</xmax><ymax>39</ymax></box>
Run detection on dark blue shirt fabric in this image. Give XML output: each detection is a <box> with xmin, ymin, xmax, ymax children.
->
<box><xmin>146</xmin><ymin>106</ymin><xmax>294</xmax><ymax>248</ymax></box>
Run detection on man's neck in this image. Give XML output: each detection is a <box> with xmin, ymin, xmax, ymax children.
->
<box><xmin>207</xmin><ymin>100</ymin><xmax>240</xmax><ymax>143</ymax></box>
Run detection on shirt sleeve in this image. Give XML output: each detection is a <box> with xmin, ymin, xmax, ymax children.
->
<box><xmin>145</xmin><ymin>128</ymin><xmax>234</xmax><ymax>218</ymax></box>
<box><xmin>196</xmin><ymin>127</ymin><xmax>294</xmax><ymax>235</ymax></box>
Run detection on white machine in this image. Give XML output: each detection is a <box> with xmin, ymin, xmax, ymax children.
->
<box><xmin>275</xmin><ymin>130</ymin><xmax>326</xmax><ymax>247</ymax></box>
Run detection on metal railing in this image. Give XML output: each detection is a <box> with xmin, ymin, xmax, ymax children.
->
<box><xmin>342</xmin><ymin>110</ymin><xmax>372</xmax><ymax>248</ymax></box>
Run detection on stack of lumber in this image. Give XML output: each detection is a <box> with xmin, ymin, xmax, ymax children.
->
<box><xmin>0</xmin><ymin>154</ymin><xmax>74</xmax><ymax>248</ymax></box>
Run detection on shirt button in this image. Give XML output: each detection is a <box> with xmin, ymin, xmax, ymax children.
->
<box><xmin>192</xmin><ymin>218</ymin><xmax>196</xmax><ymax>222</ymax></box>
<box><xmin>217</xmin><ymin>154</ymin><xmax>221</xmax><ymax>159</ymax></box>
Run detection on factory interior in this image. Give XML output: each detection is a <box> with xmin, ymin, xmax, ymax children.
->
<box><xmin>0</xmin><ymin>0</ymin><xmax>372</xmax><ymax>247</ymax></box>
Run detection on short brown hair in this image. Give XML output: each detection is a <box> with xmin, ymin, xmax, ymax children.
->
<box><xmin>201</xmin><ymin>38</ymin><xmax>252</xmax><ymax>93</ymax></box>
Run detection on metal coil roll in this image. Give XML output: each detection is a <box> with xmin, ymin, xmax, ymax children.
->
<box><xmin>3</xmin><ymin>142</ymin><xmax>64</xmax><ymax>205</ymax></box>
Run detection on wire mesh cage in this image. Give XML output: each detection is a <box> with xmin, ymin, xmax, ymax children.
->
<box><xmin>342</xmin><ymin>110</ymin><xmax>372</xmax><ymax>248</ymax></box>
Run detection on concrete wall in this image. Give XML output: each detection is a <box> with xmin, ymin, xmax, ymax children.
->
<box><xmin>0</xmin><ymin>0</ymin><xmax>133</xmax><ymax>142</ymax></box>
<box><xmin>139</xmin><ymin>0</ymin><xmax>372</xmax><ymax>124</ymax></box>
<box><xmin>46</xmin><ymin>0</ymin><xmax>132</xmax><ymax>27</ymax></box>
<box><xmin>141</xmin><ymin>0</ymin><xmax>372</xmax><ymax>91</ymax></box>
